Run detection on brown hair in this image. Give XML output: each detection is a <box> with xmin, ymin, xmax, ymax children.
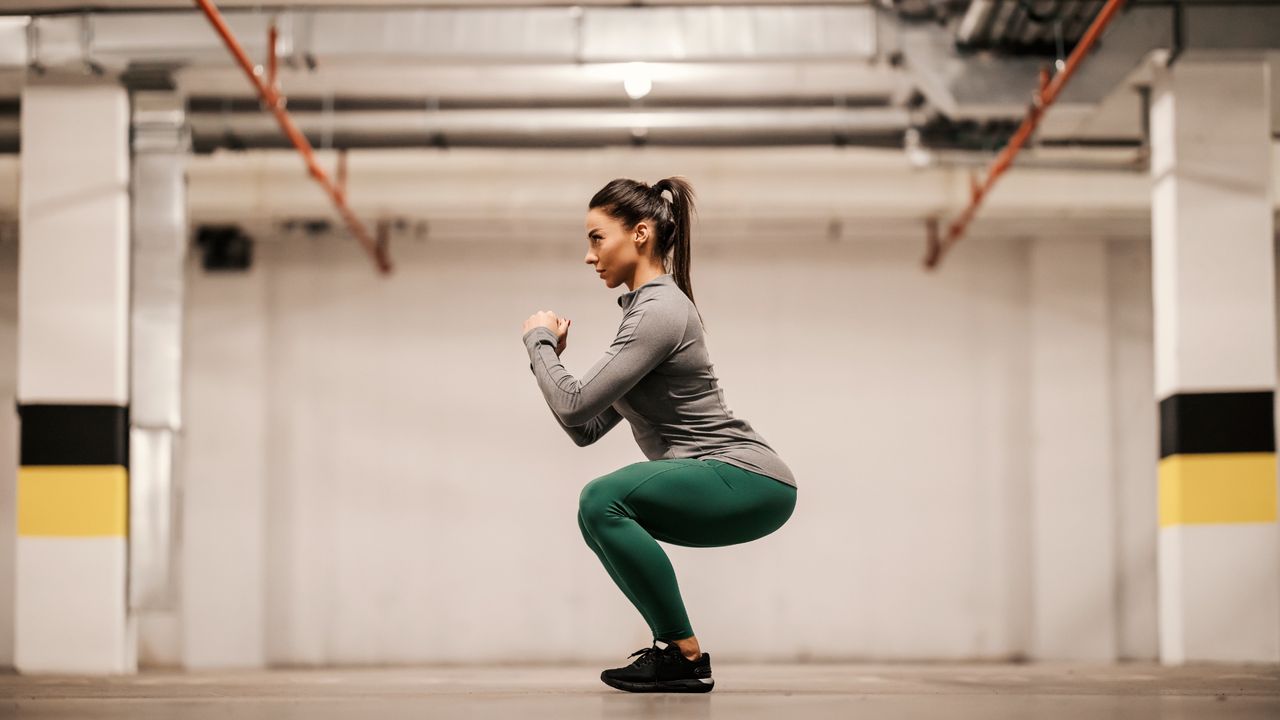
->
<box><xmin>589</xmin><ymin>176</ymin><xmax>705</xmax><ymax>329</ymax></box>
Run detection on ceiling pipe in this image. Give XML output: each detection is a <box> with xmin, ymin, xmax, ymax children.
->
<box><xmin>191</xmin><ymin>0</ymin><xmax>391</xmax><ymax>275</ymax></box>
<box><xmin>185</xmin><ymin>105</ymin><xmax>915</xmax><ymax>151</ymax></box>
<box><xmin>923</xmin><ymin>0</ymin><xmax>1129</xmax><ymax>270</ymax></box>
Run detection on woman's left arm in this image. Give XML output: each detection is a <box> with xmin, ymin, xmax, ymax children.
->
<box><xmin>523</xmin><ymin>297</ymin><xmax>684</xmax><ymax>426</ymax></box>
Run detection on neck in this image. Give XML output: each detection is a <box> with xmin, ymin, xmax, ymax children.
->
<box><xmin>627</xmin><ymin>263</ymin><xmax>667</xmax><ymax>292</ymax></box>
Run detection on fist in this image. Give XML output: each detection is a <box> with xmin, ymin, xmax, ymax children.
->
<box><xmin>522</xmin><ymin>311</ymin><xmax>571</xmax><ymax>355</ymax></box>
<box><xmin>522</xmin><ymin>310</ymin><xmax>560</xmax><ymax>336</ymax></box>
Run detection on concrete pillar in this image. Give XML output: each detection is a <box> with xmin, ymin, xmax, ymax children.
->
<box><xmin>15</xmin><ymin>83</ymin><xmax>134</xmax><ymax>673</ymax></box>
<box><xmin>1151</xmin><ymin>60</ymin><xmax>1280</xmax><ymax>664</ymax></box>
<box><xmin>129</xmin><ymin>88</ymin><xmax>189</xmax><ymax>666</ymax></box>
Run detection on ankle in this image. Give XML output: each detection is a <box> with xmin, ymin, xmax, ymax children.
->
<box><xmin>669</xmin><ymin>636</ymin><xmax>701</xmax><ymax>661</ymax></box>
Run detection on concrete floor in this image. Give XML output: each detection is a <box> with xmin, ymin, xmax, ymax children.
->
<box><xmin>0</xmin><ymin>662</ymin><xmax>1277</xmax><ymax>719</ymax></box>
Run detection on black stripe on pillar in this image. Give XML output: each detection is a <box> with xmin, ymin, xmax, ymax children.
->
<box><xmin>18</xmin><ymin>404</ymin><xmax>130</xmax><ymax>467</ymax></box>
<box><xmin>1159</xmin><ymin>391</ymin><xmax>1275</xmax><ymax>460</ymax></box>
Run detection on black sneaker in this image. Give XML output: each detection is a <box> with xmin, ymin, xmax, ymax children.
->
<box><xmin>599</xmin><ymin>640</ymin><xmax>714</xmax><ymax>693</ymax></box>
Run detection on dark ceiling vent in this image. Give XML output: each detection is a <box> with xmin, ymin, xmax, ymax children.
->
<box><xmin>195</xmin><ymin>225</ymin><xmax>253</xmax><ymax>272</ymax></box>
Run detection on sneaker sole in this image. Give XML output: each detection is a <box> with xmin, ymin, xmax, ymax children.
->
<box><xmin>599</xmin><ymin>674</ymin><xmax>714</xmax><ymax>693</ymax></box>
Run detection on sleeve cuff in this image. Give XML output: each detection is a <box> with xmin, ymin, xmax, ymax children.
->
<box><xmin>523</xmin><ymin>325</ymin><xmax>558</xmax><ymax>351</ymax></box>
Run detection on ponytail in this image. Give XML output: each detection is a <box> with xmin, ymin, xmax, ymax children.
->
<box><xmin>652</xmin><ymin>176</ymin><xmax>696</xmax><ymax>308</ymax></box>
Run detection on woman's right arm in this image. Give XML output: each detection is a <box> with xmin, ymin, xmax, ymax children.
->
<box><xmin>528</xmin><ymin>358</ymin><xmax>624</xmax><ymax>445</ymax></box>
<box><xmin>547</xmin><ymin>404</ymin><xmax>624</xmax><ymax>447</ymax></box>
<box><xmin>522</xmin><ymin>297</ymin><xmax>683</xmax><ymax>426</ymax></box>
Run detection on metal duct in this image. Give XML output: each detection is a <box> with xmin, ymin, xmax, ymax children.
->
<box><xmin>956</xmin><ymin>0</ymin><xmax>997</xmax><ymax>45</ymax></box>
<box><xmin>908</xmin><ymin>2</ymin><xmax>1280</xmax><ymax>120</ymax></box>
<box><xmin>128</xmin><ymin>89</ymin><xmax>189</xmax><ymax>612</ymax></box>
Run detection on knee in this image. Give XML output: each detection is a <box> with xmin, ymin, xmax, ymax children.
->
<box><xmin>578</xmin><ymin>477</ymin><xmax>622</xmax><ymax>524</ymax></box>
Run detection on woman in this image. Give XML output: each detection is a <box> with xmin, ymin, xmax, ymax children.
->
<box><xmin>520</xmin><ymin>177</ymin><xmax>797</xmax><ymax>693</ymax></box>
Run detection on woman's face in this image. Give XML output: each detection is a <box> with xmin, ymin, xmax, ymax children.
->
<box><xmin>584</xmin><ymin>206</ymin><xmax>651</xmax><ymax>288</ymax></box>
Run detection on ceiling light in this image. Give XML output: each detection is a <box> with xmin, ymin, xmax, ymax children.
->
<box><xmin>623</xmin><ymin>62</ymin><xmax>652</xmax><ymax>100</ymax></box>
<box><xmin>904</xmin><ymin>127</ymin><xmax>933</xmax><ymax>169</ymax></box>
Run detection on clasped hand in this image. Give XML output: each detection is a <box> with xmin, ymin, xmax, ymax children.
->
<box><xmin>522</xmin><ymin>310</ymin><xmax>571</xmax><ymax>355</ymax></box>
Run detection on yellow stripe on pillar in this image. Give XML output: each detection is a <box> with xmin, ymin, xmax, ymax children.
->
<box><xmin>17</xmin><ymin>466</ymin><xmax>128</xmax><ymax>536</ymax></box>
<box><xmin>1158</xmin><ymin>453</ymin><xmax>1278</xmax><ymax>527</ymax></box>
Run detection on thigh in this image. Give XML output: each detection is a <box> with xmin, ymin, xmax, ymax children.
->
<box><xmin>623</xmin><ymin>458</ymin><xmax>797</xmax><ymax>548</ymax></box>
<box><xmin>579</xmin><ymin>459</ymin><xmax>690</xmax><ymax>514</ymax></box>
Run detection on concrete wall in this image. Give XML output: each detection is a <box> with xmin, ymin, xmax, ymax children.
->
<box><xmin>166</xmin><ymin>228</ymin><xmax>1158</xmax><ymax>666</ymax></box>
<box><xmin>0</xmin><ymin>216</ymin><xmax>1161</xmax><ymax>667</ymax></box>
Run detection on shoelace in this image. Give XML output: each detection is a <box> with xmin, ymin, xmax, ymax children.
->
<box><xmin>627</xmin><ymin>642</ymin><xmax>668</xmax><ymax>666</ymax></box>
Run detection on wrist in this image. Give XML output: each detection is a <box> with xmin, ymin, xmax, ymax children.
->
<box><xmin>523</xmin><ymin>325</ymin><xmax>557</xmax><ymax>347</ymax></box>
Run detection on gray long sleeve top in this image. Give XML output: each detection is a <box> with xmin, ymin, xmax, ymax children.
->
<box><xmin>522</xmin><ymin>273</ymin><xmax>796</xmax><ymax>488</ymax></box>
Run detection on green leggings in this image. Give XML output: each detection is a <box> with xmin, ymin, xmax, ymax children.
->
<box><xmin>577</xmin><ymin>458</ymin><xmax>797</xmax><ymax>642</ymax></box>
